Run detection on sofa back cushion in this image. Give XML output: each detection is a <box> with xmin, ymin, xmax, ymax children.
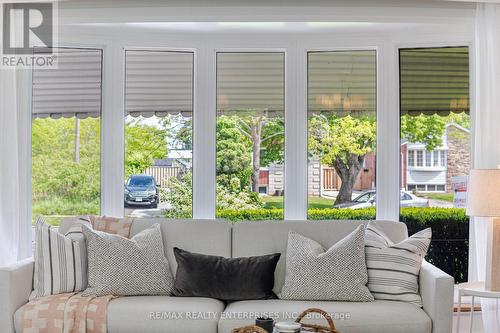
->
<box><xmin>232</xmin><ymin>220</ymin><xmax>408</xmax><ymax>294</ymax></box>
<box><xmin>129</xmin><ymin>219</ymin><xmax>232</xmax><ymax>276</ymax></box>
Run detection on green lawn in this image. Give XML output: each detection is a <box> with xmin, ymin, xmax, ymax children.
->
<box><xmin>418</xmin><ymin>193</ymin><xmax>454</xmax><ymax>203</ymax></box>
<box><xmin>262</xmin><ymin>196</ymin><xmax>334</xmax><ymax>209</ymax></box>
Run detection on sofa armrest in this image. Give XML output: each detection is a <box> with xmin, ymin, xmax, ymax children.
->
<box><xmin>420</xmin><ymin>261</ymin><xmax>454</xmax><ymax>333</ymax></box>
<box><xmin>0</xmin><ymin>258</ymin><xmax>34</xmax><ymax>333</ymax></box>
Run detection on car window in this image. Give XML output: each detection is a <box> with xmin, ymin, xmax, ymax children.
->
<box><xmin>128</xmin><ymin>176</ymin><xmax>154</xmax><ymax>186</ymax></box>
<box><xmin>401</xmin><ymin>193</ymin><xmax>412</xmax><ymax>201</ymax></box>
<box><xmin>355</xmin><ymin>193</ymin><xmax>374</xmax><ymax>202</ymax></box>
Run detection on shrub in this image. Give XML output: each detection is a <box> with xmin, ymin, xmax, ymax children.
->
<box><xmin>162</xmin><ymin>172</ymin><xmax>263</xmax><ymax>218</ymax></box>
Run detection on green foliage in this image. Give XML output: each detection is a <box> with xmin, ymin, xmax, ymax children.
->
<box><xmin>309</xmin><ymin>115</ymin><xmax>377</xmax><ymax>166</ymax></box>
<box><xmin>400</xmin><ymin>114</ymin><xmax>446</xmax><ymax>150</ymax></box>
<box><xmin>216</xmin><ymin>207</ymin><xmax>467</xmax><ymax>225</ymax></box>
<box><xmin>216</xmin><ymin>185</ymin><xmax>263</xmax><ymax>211</ymax></box>
<box><xmin>260</xmin><ymin>117</ymin><xmax>285</xmax><ymax>166</ymax></box>
<box><xmin>162</xmin><ymin>172</ymin><xmax>263</xmax><ymax>219</ymax></box>
<box><xmin>161</xmin><ymin>172</ymin><xmax>193</xmax><ymax>218</ymax></box>
<box><xmin>216</xmin><ymin>116</ymin><xmax>252</xmax><ymax>189</ymax></box>
<box><xmin>124</xmin><ymin>117</ymin><xmax>169</xmax><ymax>178</ymax></box>
<box><xmin>32</xmin><ymin>118</ymin><xmax>101</xmax><ymax>204</ymax></box>
<box><xmin>32</xmin><ymin>116</ymin><xmax>169</xmax><ymax>219</ymax></box>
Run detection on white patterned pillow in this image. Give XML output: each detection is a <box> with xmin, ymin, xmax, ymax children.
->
<box><xmin>30</xmin><ymin>217</ymin><xmax>88</xmax><ymax>300</ymax></box>
<box><xmin>82</xmin><ymin>223</ymin><xmax>174</xmax><ymax>296</ymax></box>
<box><xmin>279</xmin><ymin>225</ymin><xmax>373</xmax><ymax>301</ymax></box>
<box><xmin>365</xmin><ymin>223</ymin><xmax>432</xmax><ymax>306</ymax></box>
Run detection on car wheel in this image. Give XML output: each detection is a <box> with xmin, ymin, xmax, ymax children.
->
<box><xmin>151</xmin><ymin>202</ymin><xmax>158</xmax><ymax>209</ymax></box>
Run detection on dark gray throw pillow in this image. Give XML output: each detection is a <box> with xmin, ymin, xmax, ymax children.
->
<box><xmin>172</xmin><ymin>247</ymin><xmax>280</xmax><ymax>301</ymax></box>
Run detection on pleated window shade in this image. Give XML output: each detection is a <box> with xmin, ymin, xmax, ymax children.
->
<box><xmin>400</xmin><ymin>47</ymin><xmax>469</xmax><ymax>116</ymax></box>
<box><xmin>216</xmin><ymin>52</ymin><xmax>285</xmax><ymax>116</ymax></box>
<box><xmin>32</xmin><ymin>47</ymin><xmax>103</xmax><ymax>119</ymax></box>
<box><xmin>307</xmin><ymin>50</ymin><xmax>376</xmax><ymax>116</ymax></box>
<box><xmin>125</xmin><ymin>50</ymin><xmax>194</xmax><ymax>118</ymax></box>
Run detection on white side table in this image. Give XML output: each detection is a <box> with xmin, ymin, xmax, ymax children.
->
<box><xmin>456</xmin><ymin>281</ymin><xmax>500</xmax><ymax>333</ymax></box>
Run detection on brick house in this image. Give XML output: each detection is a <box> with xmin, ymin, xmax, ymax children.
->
<box><xmin>401</xmin><ymin>123</ymin><xmax>470</xmax><ymax>193</ymax></box>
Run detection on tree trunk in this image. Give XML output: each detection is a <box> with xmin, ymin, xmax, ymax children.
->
<box><xmin>250</xmin><ymin>117</ymin><xmax>263</xmax><ymax>193</ymax></box>
<box><xmin>333</xmin><ymin>154</ymin><xmax>365</xmax><ymax>205</ymax></box>
<box><xmin>74</xmin><ymin>118</ymin><xmax>80</xmax><ymax>163</ymax></box>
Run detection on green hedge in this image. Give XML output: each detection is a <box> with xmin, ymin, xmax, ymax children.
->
<box><xmin>217</xmin><ymin>207</ymin><xmax>469</xmax><ymax>283</ymax></box>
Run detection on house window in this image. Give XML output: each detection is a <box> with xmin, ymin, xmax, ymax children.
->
<box><xmin>416</xmin><ymin>151</ymin><xmax>423</xmax><ymax>167</ymax></box>
<box><xmin>408</xmin><ymin>150</ymin><xmax>415</xmax><ymax>167</ymax></box>
<box><xmin>425</xmin><ymin>151</ymin><xmax>432</xmax><ymax>167</ymax></box>
<box><xmin>440</xmin><ymin>151</ymin><xmax>446</xmax><ymax>167</ymax></box>
<box><xmin>433</xmin><ymin>151</ymin><xmax>439</xmax><ymax>167</ymax></box>
<box><xmin>31</xmin><ymin>48</ymin><xmax>103</xmax><ymax>225</ymax></box>
<box><xmin>124</xmin><ymin>50</ymin><xmax>194</xmax><ymax>218</ymax></box>
<box><xmin>400</xmin><ymin>46</ymin><xmax>470</xmax><ymax>283</ymax></box>
<box><xmin>216</xmin><ymin>52</ymin><xmax>285</xmax><ymax>215</ymax></box>
<box><xmin>307</xmin><ymin>50</ymin><xmax>377</xmax><ymax>215</ymax></box>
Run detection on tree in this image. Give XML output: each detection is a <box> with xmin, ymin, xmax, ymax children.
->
<box><xmin>216</xmin><ymin>116</ymin><xmax>252</xmax><ymax>189</ymax></box>
<box><xmin>124</xmin><ymin>117</ymin><xmax>169</xmax><ymax>178</ymax></box>
<box><xmin>309</xmin><ymin>115</ymin><xmax>376</xmax><ymax>205</ymax></box>
<box><xmin>309</xmin><ymin>113</ymin><xmax>453</xmax><ymax>205</ymax></box>
<box><xmin>233</xmin><ymin>114</ymin><xmax>284</xmax><ymax>192</ymax></box>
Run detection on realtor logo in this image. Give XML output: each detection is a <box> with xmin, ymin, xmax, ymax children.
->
<box><xmin>1</xmin><ymin>2</ymin><xmax>57</xmax><ymax>68</ymax></box>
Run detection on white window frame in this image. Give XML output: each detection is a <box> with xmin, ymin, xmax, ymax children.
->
<box><xmin>24</xmin><ymin>21</ymin><xmax>474</xmax><ymax>225</ymax></box>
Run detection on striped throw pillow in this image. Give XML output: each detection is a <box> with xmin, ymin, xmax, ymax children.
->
<box><xmin>30</xmin><ymin>217</ymin><xmax>88</xmax><ymax>300</ymax></box>
<box><xmin>365</xmin><ymin>223</ymin><xmax>431</xmax><ymax>306</ymax></box>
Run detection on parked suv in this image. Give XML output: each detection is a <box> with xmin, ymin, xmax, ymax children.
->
<box><xmin>124</xmin><ymin>174</ymin><xmax>159</xmax><ymax>208</ymax></box>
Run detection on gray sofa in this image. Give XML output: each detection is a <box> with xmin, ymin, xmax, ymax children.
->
<box><xmin>0</xmin><ymin>219</ymin><xmax>454</xmax><ymax>333</ymax></box>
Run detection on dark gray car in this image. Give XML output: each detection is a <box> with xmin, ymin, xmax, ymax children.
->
<box><xmin>124</xmin><ymin>174</ymin><xmax>159</xmax><ymax>208</ymax></box>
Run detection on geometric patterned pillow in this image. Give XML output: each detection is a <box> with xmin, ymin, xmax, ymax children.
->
<box><xmin>30</xmin><ymin>217</ymin><xmax>88</xmax><ymax>300</ymax></box>
<box><xmin>365</xmin><ymin>223</ymin><xmax>432</xmax><ymax>306</ymax></box>
<box><xmin>82</xmin><ymin>223</ymin><xmax>174</xmax><ymax>296</ymax></box>
<box><xmin>279</xmin><ymin>225</ymin><xmax>374</xmax><ymax>301</ymax></box>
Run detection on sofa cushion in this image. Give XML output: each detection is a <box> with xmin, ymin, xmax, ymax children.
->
<box><xmin>232</xmin><ymin>220</ymin><xmax>408</xmax><ymax>294</ymax></box>
<box><xmin>60</xmin><ymin>218</ymin><xmax>232</xmax><ymax>278</ymax></box>
<box><xmin>130</xmin><ymin>219</ymin><xmax>232</xmax><ymax>276</ymax></box>
<box><xmin>15</xmin><ymin>296</ymin><xmax>225</xmax><ymax>333</ymax></box>
<box><xmin>365</xmin><ymin>223</ymin><xmax>432</xmax><ymax>306</ymax></box>
<box><xmin>218</xmin><ymin>299</ymin><xmax>431</xmax><ymax>333</ymax></box>
<box><xmin>172</xmin><ymin>247</ymin><xmax>280</xmax><ymax>301</ymax></box>
<box><xmin>30</xmin><ymin>217</ymin><xmax>88</xmax><ymax>299</ymax></box>
<box><xmin>279</xmin><ymin>227</ymin><xmax>373</xmax><ymax>301</ymax></box>
<box><xmin>83</xmin><ymin>224</ymin><xmax>174</xmax><ymax>296</ymax></box>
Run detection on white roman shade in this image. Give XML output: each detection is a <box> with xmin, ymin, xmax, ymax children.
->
<box><xmin>308</xmin><ymin>50</ymin><xmax>377</xmax><ymax>115</ymax></box>
<box><xmin>217</xmin><ymin>52</ymin><xmax>285</xmax><ymax>115</ymax></box>
<box><xmin>125</xmin><ymin>50</ymin><xmax>194</xmax><ymax>118</ymax></box>
<box><xmin>32</xmin><ymin>48</ymin><xmax>103</xmax><ymax>119</ymax></box>
<box><xmin>400</xmin><ymin>47</ymin><xmax>469</xmax><ymax>116</ymax></box>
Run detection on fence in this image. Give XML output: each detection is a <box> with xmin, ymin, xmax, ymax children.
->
<box><xmin>144</xmin><ymin>166</ymin><xmax>181</xmax><ymax>187</ymax></box>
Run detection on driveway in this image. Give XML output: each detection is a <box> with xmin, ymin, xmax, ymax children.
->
<box><xmin>125</xmin><ymin>201</ymin><xmax>170</xmax><ymax>218</ymax></box>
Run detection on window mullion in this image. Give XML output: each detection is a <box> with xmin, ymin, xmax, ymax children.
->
<box><xmin>101</xmin><ymin>44</ymin><xmax>125</xmax><ymax>217</ymax></box>
<box><xmin>193</xmin><ymin>45</ymin><xmax>216</xmax><ymax>219</ymax></box>
<box><xmin>284</xmin><ymin>46</ymin><xmax>307</xmax><ymax>220</ymax></box>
